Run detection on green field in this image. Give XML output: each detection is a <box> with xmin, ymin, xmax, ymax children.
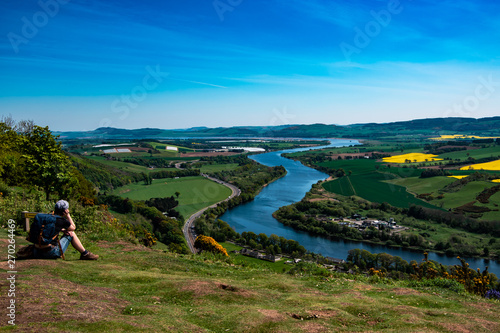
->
<box><xmin>113</xmin><ymin>176</ymin><xmax>232</xmax><ymax>218</ymax></box>
<box><xmin>319</xmin><ymin>158</ymin><xmax>378</xmax><ymax>174</ymax></box>
<box><xmin>200</xmin><ymin>163</ymin><xmax>239</xmax><ymax>173</ymax></box>
<box><xmin>437</xmin><ymin>146</ymin><xmax>500</xmax><ymax>160</ymax></box>
<box><xmin>386</xmin><ymin>176</ymin><xmax>500</xmax><ymax>217</ymax></box>
<box><xmin>318</xmin><ymin>159</ymin><xmax>437</xmax><ymax>209</ymax></box>
<box><xmin>86</xmin><ymin>155</ymin><xmax>175</xmax><ymax>173</ymax></box>
<box><xmin>433</xmin><ymin>181</ymin><xmax>498</xmax><ymax>210</ymax></box>
<box><xmin>387</xmin><ymin>176</ymin><xmax>456</xmax><ymax>195</ymax></box>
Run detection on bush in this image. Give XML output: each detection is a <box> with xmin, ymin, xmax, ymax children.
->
<box><xmin>0</xmin><ymin>180</ymin><xmax>12</xmax><ymax>197</ymax></box>
<box><xmin>194</xmin><ymin>235</ymin><xmax>228</xmax><ymax>256</ymax></box>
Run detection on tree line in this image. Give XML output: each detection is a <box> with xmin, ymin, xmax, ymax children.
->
<box><xmin>99</xmin><ymin>195</ymin><xmax>187</xmax><ymax>253</ymax></box>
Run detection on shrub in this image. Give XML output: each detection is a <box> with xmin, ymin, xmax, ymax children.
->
<box><xmin>0</xmin><ymin>180</ymin><xmax>12</xmax><ymax>197</ymax></box>
<box><xmin>194</xmin><ymin>235</ymin><xmax>228</xmax><ymax>256</ymax></box>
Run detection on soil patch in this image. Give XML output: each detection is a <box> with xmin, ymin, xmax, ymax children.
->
<box><xmin>2</xmin><ymin>274</ymin><xmax>127</xmax><ymax>330</ymax></box>
<box><xmin>298</xmin><ymin>322</ymin><xmax>329</xmax><ymax>333</ymax></box>
<box><xmin>392</xmin><ymin>287</ymin><xmax>421</xmax><ymax>296</ymax></box>
<box><xmin>182</xmin><ymin>280</ymin><xmax>254</xmax><ymax>299</ymax></box>
<box><xmin>257</xmin><ymin>309</ymin><xmax>285</xmax><ymax>322</ymax></box>
<box><xmin>97</xmin><ymin>240</ymin><xmax>151</xmax><ymax>252</ymax></box>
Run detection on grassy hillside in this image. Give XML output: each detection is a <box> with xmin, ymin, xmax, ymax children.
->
<box><xmin>2</xmin><ymin>228</ymin><xmax>499</xmax><ymax>333</ymax></box>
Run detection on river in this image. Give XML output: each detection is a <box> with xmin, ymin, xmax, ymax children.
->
<box><xmin>220</xmin><ymin>139</ymin><xmax>500</xmax><ymax>277</ymax></box>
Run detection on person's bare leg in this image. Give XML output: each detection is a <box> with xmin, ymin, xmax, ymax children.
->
<box><xmin>66</xmin><ymin>231</ymin><xmax>98</xmax><ymax>260</ymax></box>
<box><xmin>68</xmin><ymin>231</ymin><xmax>85</xmax><ymax>253</ymax></box>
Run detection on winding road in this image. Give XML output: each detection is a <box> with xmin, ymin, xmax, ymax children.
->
<box><xmin>182</xmin><ymin>173</ymin><xmax>241</xmax><ymax>253</ymax></box>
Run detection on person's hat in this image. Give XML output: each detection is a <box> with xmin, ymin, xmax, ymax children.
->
<box><xmin>55</xmin><ymin>200</ymin><xmax>69</xmax><ymax>211</ymax></box>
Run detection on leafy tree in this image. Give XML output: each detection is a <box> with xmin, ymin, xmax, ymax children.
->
<box><xmin>0</xmin><ymin>121</ymin><xmax>25</xmax><ymax>184</ymax></box>
<box><xmin>21</xmin><ymin>126</ymin><xmax>76</xmax><ymax>200</ymax></box>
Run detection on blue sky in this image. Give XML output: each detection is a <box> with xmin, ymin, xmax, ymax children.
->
<box><xmin>1</xmin><ymin>0</ymin><xmax>499</xmax><ymax>131</ymax></box>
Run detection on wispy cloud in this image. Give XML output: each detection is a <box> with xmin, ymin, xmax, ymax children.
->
<box><xmin>169</xmin><ymin>78</ymin><xmax>227</xmax><ymax>89</ymax></box>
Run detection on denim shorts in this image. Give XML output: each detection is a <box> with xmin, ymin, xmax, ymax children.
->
<box><xmin>33</xmin><ymin>235</ymin><xmax>73</xmax><ymax>259</ymax></box>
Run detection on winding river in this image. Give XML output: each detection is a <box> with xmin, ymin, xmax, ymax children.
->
<box><xmin>220</xmin><ymin>139</ymin><xmax>500</xmax><ymax>277</ymax></box>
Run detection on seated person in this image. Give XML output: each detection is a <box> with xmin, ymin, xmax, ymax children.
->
<box><xmin>32</xmin><ymin>200</ymin><xmax>99</xmax><ymax>260</ymax></box>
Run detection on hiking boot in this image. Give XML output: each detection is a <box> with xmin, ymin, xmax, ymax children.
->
<box><xmin>80</xmin><ymin>251</ymin><xmax>99</xmax><ymax>260</ymax></box>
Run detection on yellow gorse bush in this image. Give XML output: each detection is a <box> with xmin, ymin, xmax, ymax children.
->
<box><xmin>194</xmin><ymin>235</ymin><xmax>229</xmax><ymax>256</ymax></box>
<box><xmin>411</xmin><ymin>253</ymin><xmax>491</xmax><ymax>296</ymax></box>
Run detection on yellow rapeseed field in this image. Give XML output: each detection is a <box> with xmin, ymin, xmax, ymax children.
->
<box><xmin>430</xmin><ymin>135</ymin><xmax>500</xmax><ymax>140</ymax></box>
<box><xmin>459</xmin><ymin>159</ymin><xmax>500</xmax><ymax>171</ymax></box>
<box><xmin>382</xmin><ymin>153</ymin><xmax>443</xmax><ymax>163</ymax></box>
<box><xmin>448</xmin><ymin>175</ymin><xmax>468</xmax><ymax>179</ymax></box>
<box><xmin>492</xmin><ymin>179</ymin><xmax>500</xmax><ymax>183</ymax></box>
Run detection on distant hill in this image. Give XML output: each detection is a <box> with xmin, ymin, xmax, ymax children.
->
<box><xmin>55</xmin><ymin>117</ymin><xmax>500</xmax><ymax>140</ymax></box>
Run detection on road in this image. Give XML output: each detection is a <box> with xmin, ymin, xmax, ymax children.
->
<box><xmin>182</xmin><ymin>173</ymin><xmax>241</xmax><ymax>253</ymax></box>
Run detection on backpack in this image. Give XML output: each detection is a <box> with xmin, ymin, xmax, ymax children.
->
<box><xmin>27</xmin><ymin>213</ymin><xmax>59</xmax><ymax>247</ymax></box>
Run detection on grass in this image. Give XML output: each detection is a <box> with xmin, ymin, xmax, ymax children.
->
<box><xmin>322</xmin><ymin>177</ymin><xmax>356</xmax><ymax>196</ymax></box>
<box><xmin>386</xmin><ymin>177</ymin><xmax>500</xmax><ymax>218</ymax></box>
<box><xmin>2</xmin><ymin>228</ymin><xmax>499</xmax><ymax>332</ymax></box>
<box><xmin>318</xmin><ymin>159</ymin><xmax>378</xmax><ymax>174</ymax></box>
<box><xmin>437</xmin><ymin>146</ymin><xmax>500</xmax><ymax>161</ymax></box>
<box><xmin>318</xmin><ymin>159</ymin><xmax>437</xmax><ymax>209</ymax></box>
<box><xmin>220</xmin><ymin>242</ymin><xmax>292</xmax><ymax>274</ymax></box>
<box><xmin>200</xmin><ymin>163</ymin><xmax>239</xmax><ymax>173</ymax></box>
<box><xmin>432</xmin><ymin>181</ymin><xmax>497</xmax><ymax>209</ymax></box>
<box><xmin>85</xmin><ymin>155</ymin><xmax>174</xmax><ymax>173</ymax></box>
<box><xmin>112</xmin><ymin>176</ymin><xmax>232</xmax><ymax>218</ymax></box>
<box><xmin>387</xmin><ymin>176</ymin><xmax>456</xmax><ymax>195</ymax></box>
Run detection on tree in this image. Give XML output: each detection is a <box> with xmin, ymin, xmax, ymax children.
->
<box><xmin>21</xmin><ymin>126</ymin><xmax>75</xmax><ymax>200</ymax></box>
<box><xmin>0</xmin><ymin>121</ymin><xmax>24</xmax><ymax>184</ymax></box>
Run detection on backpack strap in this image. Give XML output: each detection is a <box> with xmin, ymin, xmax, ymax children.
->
<box><xmin>37</xmin><ymin>224</ymin><xmax>45</xmax><ymax>247</ymax></box>
<box><xmin>36</xmin><ymin>223</ymin><xmax>61</xmax><ymax>248</ymax></box>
